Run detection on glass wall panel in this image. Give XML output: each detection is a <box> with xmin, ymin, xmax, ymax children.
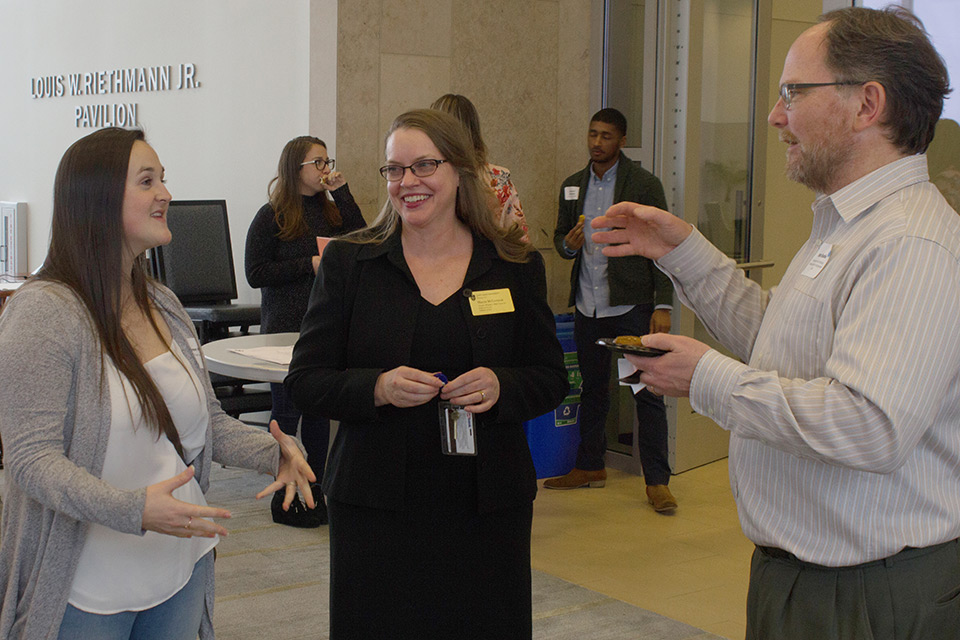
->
<box><xmin>601</xmin><ymin>0</ymin><xmax>660</xmax><ymax>463</ymax></box>
<box><xmin>604</xmin><ymin>0</ymin><xmax>647</xmax><ymax>149</ymax></box>
<box><xmin>697</xmin><ymin>0</ymin><xmax>754</xmax><ymax>262</ymax></box>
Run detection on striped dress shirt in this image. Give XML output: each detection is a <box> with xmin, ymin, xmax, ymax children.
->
<box><xmin>658</xmin><ymin>154</ymin><xmax>960</xmax><ymax>566</ymax></box>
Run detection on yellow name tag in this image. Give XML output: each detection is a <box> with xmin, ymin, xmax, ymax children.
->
<box><xmin>467</xmin><ymin>288</ymin><xmax>515</xmax><ymax>316</ymax></box>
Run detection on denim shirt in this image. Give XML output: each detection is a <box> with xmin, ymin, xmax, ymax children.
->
<box><xmin>574</xmin><ymin>161</ymin><xmax>636</xmax><ymax>318</ymax></box>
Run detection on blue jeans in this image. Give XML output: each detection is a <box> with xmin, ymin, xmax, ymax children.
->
<box><xmin>57</xmin><ymin>552</ymin><xmax>211</xmax><ymax>640</ymax></box>
<box><xmin>271</xmin><ymin>382</ymin><xmax>330</xmax><ymax>480</ymax></box>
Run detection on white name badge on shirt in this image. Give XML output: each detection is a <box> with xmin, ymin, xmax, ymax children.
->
<box><xmin>564</xmin><ymin>186</ymin><xmax>580</xmax><ymax>201</ymax></box>
<box><xmin>801</xmin><ymin>242</ymin><xmax>832</xmax><ymax>279</ymax></box>
<box><xmin>186</xmin><ymin>337</ymin><xmax>204</xmax><ymax>367</ymax></box>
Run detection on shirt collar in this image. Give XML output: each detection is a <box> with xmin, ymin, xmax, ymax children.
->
<box><xmin>356</xmin><ymin>226</ymin><xmax>498</xmax><ymax>285</ymax></box>
<box><xmin>816</xmin><ymin>154</ymin><xmax>930</xmax><ymax>223</ymax></box>
<box><xmin>591</xmin><ymin>158</ymin><xmax>620</xmax><ymax>182</ymax></box>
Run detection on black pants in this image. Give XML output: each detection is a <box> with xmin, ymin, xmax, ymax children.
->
<box><xmin>573</xmin><ymin>307</ymin><xmax>670</xmax><ymax>485</ymax></box>
<box><xmin>270</xmin><ymin>382</ymin><xmax>329</xmax><ymax>480</ymax></box>
<box><xmin>746</xmin><ymin>539</ymin><xmax>960</xmax><ymax>639</ymax></box>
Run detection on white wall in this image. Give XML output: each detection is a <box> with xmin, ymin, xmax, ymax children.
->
<box><xmin>1</xmin><ymin>0</ymin><xmax>337</xmax><ymax>304</ymax></box>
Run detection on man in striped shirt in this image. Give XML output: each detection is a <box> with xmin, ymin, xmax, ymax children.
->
<box><xmin>594</xmin><ymin>6</ymin><xmax>959</xmax><ymax>638</ymax></box>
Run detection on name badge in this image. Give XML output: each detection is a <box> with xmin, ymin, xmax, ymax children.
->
<box><xmin>801</xmin><ymin>242</ymin><xmax>832</xmax><ymax>279</ymax></box>
<box><xmin>564</xmin><ymin>186</ymin><xmax>580</xmax><ymax>201</ymax></box>
<box><xmin>467</xmin><ymin>288</ymin><xmax>515</xmax><ymax>316</ymax></box>
<box><xmin>186</xmin><ymin>336</ymin><xmax>204</xmax><ymax>367</ymax></box>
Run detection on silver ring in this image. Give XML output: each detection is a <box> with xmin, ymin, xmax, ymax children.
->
<box><xmin>286</xmin><ymin>482</ymin><xmax>296</xmax><ymax>487</ymax></box>
<box><xmin>479</xmin><ymin>390</ymin><xmax>486</xmax><ymax>401</ymax></box>
<box><xmin>185</xmin><ymin>516</ymin><xmax>193</xmax><ymax>529</ymax></box>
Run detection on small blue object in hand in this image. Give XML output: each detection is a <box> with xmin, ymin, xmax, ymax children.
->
<box><xmin>434</xmin><ymin>372</ymin><xmax>449</xmax><ymax>384</ymax></box>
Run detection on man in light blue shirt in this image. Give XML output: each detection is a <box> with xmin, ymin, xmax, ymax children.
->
<box><xmin>549</xmin><ymin>109</ymin><xmax>677</xmax><ymax>512</ymax></box>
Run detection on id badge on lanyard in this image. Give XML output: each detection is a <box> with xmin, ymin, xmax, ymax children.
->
<box><xmin>438</xmin><ymin>401</ymin><xmax>477</xmax><ymax>456</ymax></box>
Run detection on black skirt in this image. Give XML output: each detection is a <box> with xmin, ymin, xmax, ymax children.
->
<box><xmin>328</xmin><ymin>498</ymin><xmax>533</xmax><ymax>639</ymax></box>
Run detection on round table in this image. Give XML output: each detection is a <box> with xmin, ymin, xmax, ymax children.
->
<box><xmin>201</xmin><ymin>332</ymin><xmax>299</xmax><ymax>384</ymax></box>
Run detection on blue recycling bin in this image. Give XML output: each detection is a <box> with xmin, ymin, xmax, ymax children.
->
<box><xmin>523</xmin><ymin>314</ymin><xmax>581</xmax><ymax>478</ymax></box>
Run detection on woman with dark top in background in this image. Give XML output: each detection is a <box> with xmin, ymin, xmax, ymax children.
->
<box><xmin>245</xmin><ymin>136</ymin><xmax>365</xmax><ymax>527</ymax></box>
<box><xmin>286</xmin><ymin>110</ymin><xmax>567</xmax><ymax>639</ymax></box>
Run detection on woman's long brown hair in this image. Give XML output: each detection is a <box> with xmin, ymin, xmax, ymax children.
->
<box><xmin>268</xmin><ymin>136</ymin><xmax>341</xmax><ymax>240</ymax></box>
<box><xmin>430</xmin><ymin>93</ymin><xmax>489</xmax><ymax>166</ymax></box>
<box><xmin>39</xmin><ymin>127</ymin><xmax>185</xmax><ymax>459</ymax></box>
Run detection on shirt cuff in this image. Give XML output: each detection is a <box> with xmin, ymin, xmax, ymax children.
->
<box><xmin>689</xmin><ymin>349</ymin><xmax>749</xmax><ymax>430</ymax></box>
<box><xmin>654</xmin><ymin>305</ymin><xmax>672</xmax><ymax>311</ymax></box>
<box><xmin>656</xmin><ymin>228</ymin><xmax>727</xmax><ymax>283</ymax></box>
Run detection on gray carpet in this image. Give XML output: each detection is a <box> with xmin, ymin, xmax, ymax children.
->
<box><xmin>208</xmin><ymin>466</ymin><xmax>724</xmax><ymax>639</ymax></box>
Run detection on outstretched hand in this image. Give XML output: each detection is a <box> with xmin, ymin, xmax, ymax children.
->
<box><xmin>142</xmin><ymin>466</ymin><xmax>231</xmax><ymax>538</ymax></box>
<box><xmin>591</xmin><ymin>202</ymin><xmax>693</xmax><ymax>260</ymax></box>
<box><xmin>255</xmin><ymin>421</ymin><xmax>317</xmax><ymax>511</ymax></box>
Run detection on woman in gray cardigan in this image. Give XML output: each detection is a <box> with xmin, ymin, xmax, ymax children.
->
<box><xmin>0</xmin><ymin>128</ymin><xmax>315</xmax><ymax>640</ymax></box>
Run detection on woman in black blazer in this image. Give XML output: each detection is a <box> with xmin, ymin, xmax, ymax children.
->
<box><xmin>286</xmin><ymin>110</ymin><xmax>568</xmax><ymax>639</ymax></box>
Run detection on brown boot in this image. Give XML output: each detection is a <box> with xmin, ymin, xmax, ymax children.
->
<box><xmin>645</xmin><ymin>484</ymin><xmax>678</xmax><ymax>512</ymax></box>
<box><xmin>543</xmin><ymin>468</ymin><xmax>607</xmax><ymax>490</ymax></box>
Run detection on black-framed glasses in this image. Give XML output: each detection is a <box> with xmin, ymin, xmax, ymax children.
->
<box><xmin>379</xmin><ymin>159</ymin><xmax>447</xmax><ymax>182</ymax></box>
<box><xmin>778</xmin><ymin>82</ymin><xmax>865</xmax><ymax>110</ymax></box>
<box><xmin>300</xmin><ymin>157</ymin><xmax>335</xmax><ymax>171</ymax></box>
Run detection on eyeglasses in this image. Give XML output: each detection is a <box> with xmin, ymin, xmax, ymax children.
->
<box><xmin>300</xmin><ymin>157</ymin><xmax>335</xmax><ymax>171</ymax></box>
<box><xmin>778</xmin><ymin>81</ymin><xmax>865</xmax><ymax>110</ymax></box>
<box><xmin>379</xmin><ymin>159</ymin><xmax>447</xmax><ymax>182</ymax></box>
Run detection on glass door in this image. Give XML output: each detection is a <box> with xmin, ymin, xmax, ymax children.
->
<box><xmin>597</xmin><ymin>0</ymin><xmax>770</xmax><ymax>474</ymax></box>
<box><xmin>599</xmin><ymin>0</ymin><xmax>663</xmax><ymax>467</ymax></box>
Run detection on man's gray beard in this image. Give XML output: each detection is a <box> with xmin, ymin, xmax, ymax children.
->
<box><xmin>786</xmin><ymin>137</ymin><xmax>852</xmax><ymax>194</ymax></box>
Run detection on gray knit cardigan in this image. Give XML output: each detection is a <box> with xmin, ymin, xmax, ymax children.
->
<box><xmin>0</xmin><ymin>280</ymin><xmax>281</xmax><ymax>639</ymax></box>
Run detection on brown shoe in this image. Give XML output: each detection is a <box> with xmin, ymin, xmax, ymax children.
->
<box><xmin>646</xmin><ymin>484</ymin><xmax>678</xmax><ymax>512</ymax></box>
<box><xmin>543</xmin><ymin>468</ymin><xmax>607</xmax><ymax>490</ymax></box>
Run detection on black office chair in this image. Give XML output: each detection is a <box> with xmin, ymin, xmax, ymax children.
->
<box><xmin>148</xmin><ymin>200</ymin><xmax>262</xmax><ymax>342</ymax></box>
<box><xmin>148</xmin><ymin>200</ymin><xmax>272</xmax><ymax>421</ymax></box>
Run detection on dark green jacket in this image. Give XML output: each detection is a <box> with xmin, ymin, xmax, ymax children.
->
<box><xmin>553</xmin><ymin>152</ymin><xmax>674</xmax><ymax>308</ymax></box>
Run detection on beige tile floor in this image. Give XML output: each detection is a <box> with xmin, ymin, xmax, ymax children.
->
<box><xmin>0</xmin><ymin>455</ymin><xmax>750</xmax><ymax>638</ymax></box>
<box><xmin>531</xmin><ymin>458</ymin><xmax>753</xmax><ymax>640</ymax></box>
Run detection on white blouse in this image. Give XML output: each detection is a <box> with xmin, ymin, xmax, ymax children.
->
<box><xmin>68</xmin><ymin>341</ymin><xmax>217</xmax><ymax>613</ymax></box>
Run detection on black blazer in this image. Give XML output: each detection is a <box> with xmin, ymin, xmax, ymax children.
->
<box><xmin>552</xmin><ymin>151</ymin><xmax>674</xmax><ymax>308</ymax></box>
<box><xmin>286</xmin><ymin>231</ymin><xmax>568</xmax><ymax>513</ymax></box>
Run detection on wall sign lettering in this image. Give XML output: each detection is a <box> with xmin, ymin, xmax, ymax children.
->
<box><xmin>30</xmin><ymin>63</ymin><xmax>201</xmax><ymax>128</ymax></box>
